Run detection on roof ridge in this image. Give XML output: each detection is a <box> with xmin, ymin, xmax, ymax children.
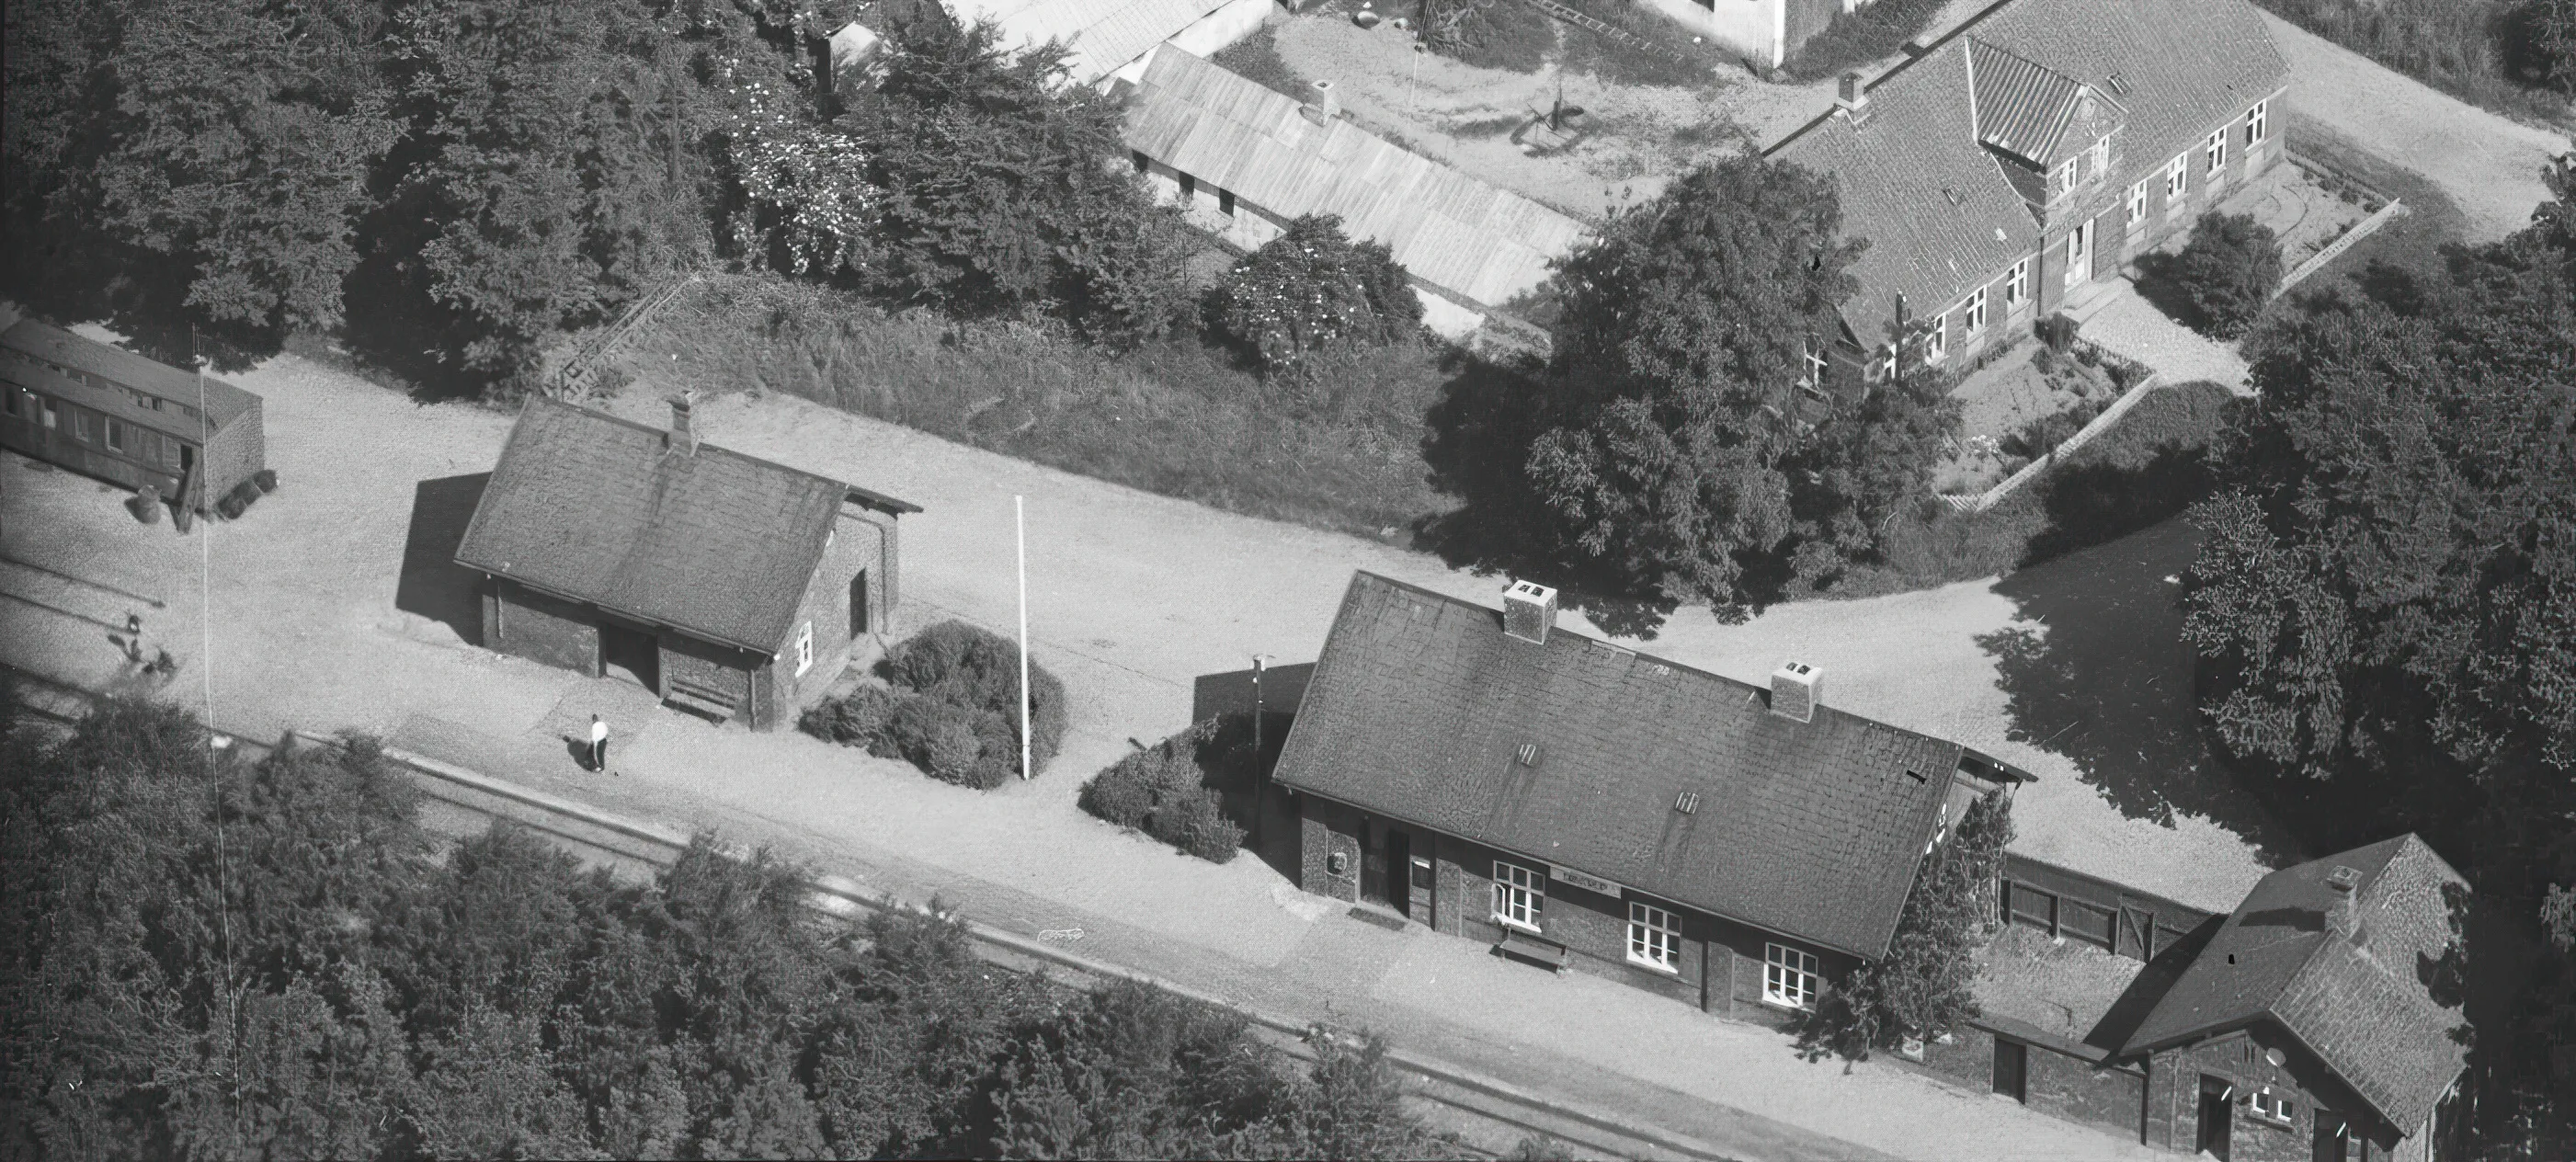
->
<box><xmin>528</xmin><ymin>395</ymin><xmax>854</xmax><ymax>495</ymax></box>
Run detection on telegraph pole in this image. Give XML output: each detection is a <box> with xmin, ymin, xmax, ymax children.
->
<box><xmin>1016</xmin><ymin>496</ymin><xmax>1032</xmax><ymax>780</ymax></box>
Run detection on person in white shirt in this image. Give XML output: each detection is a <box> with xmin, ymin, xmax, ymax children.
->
<box><xmin>589</xmin><ymin>714</ymin><xmax>610</xmax><ymax>772</ymax></box>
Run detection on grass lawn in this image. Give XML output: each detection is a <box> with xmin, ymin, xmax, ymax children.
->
<box><xmin>2279</xmin><ymin>112</ymin><xmax>2473</xmax><ymax>286</ymax></box>
<box><xmin>631</xmin><ymin>274</ymin><xmax>1457</xmax><ymax>540</ymax></box>
<box><xmin>1821</xmin><ymin>380</ymin><xmax>2243</xmax><ymax>600</ymax></box>
<box><xmin>2253</xmin><ymin>0</ymin><xmax>2574</xmax><ymax>131</ymax></box>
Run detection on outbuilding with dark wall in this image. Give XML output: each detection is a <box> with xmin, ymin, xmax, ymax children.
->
<box><xmin>454</xmin><ymin>393</ymin><xmax>919</xmax><ymax>730</ymax></box>
<box><xmin>0</xmin><ymin>318</ymin><xmax>264</xmax><ymax>518</ymax></box>
<box><xmin>1270</xmin><ymin>571</ymin><xmax>2031</xmax><ymax>1023</ymax></box>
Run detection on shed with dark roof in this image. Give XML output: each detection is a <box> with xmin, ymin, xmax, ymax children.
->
<box><xmin>456</xmin><ymin>395</ymin><xmax>920</xmax><ymax>729</ymax></box>
<box><xmin>1271</xmin><ymin>571</ymin><xmax>2027</xmax><ymax>1018</ymax></box>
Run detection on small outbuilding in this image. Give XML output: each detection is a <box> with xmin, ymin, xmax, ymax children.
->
<box><xmin>455</xmin><ymin>393</ymin><xmax>920</xmax><ymax>729</ymax></box>
<box><xmin>0</xmin><ymin>318</ymin><xmax>265</xmax><ymax>518</ymax></box>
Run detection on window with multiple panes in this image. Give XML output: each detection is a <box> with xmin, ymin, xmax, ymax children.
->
<box><xmin>73</xmin><ymin>411</ymin><xmax>91</xmax><ymax>441</ymax></box>
<box><xmin>1491</xmin><ymin>861</ymin><xmax>1544</xmax><ymax>930</ymax></box>
<box><xmin>2127</xmin><ymin>177</ymin><xmax>2149</xmax><ymax>225</ymax></box>
<box><xmin>2004</xmin><ymin>258</ymin><xmax>2030</xmax><ymax>306</ymax></box>
<box><xmin>1764</xmin><ymin>943</ymin><xmax>1821</xmax><ymax>1008</ymax></box>
<box><xmin>2205</xmin><ymin>127</ymin><xmax>2228</xmax><ymax>175</ymax></box>
<box><xmin>1803</xmin><ymin>347</ymin><xmax>1828</xmax><ymax>388</ymax></box>
<box><xmin>1627</xmin><ymin>901</ymin><xmax>1681</xmax><ymax>971</ymax></box>
<box><xmin>104</xmin><ymin>418</ymin><xmax>126</xmax><ymax>451</ymax></box>
<box><xmin>2087</xmin><ymin>137</ymin><xmax>2110</xmax><ymax>178</ymax></box>
<box><xmin>2166</xmin><ymin>153</ymin><xmax>2189</xmax><ymax>200</ymax></box>
<box><xmin>2244</xmin><ymin>99</ymin><xmax>2268</xmax><ymax>145</ymax></box>
<box><xmin>2249</xmin><ymin>1089</ymin><xmax>2294</xmax><ymax>1124</ymax></box>
<box><xmin>1963</xmin><ymin>287</ymin><xmax>1988</xmax><ymax>335</ymax></box>
<box><xmin>1923</xmin><ymin>312</ymin><xmax>1947</xmax><ymax>361</ymax></box>
<box><xmin>794</xmin><ymin>622</ymin><xmax>815</xmax><ymax>676</ymax></box>
<box><xmin>2050</xmin><ymin>157</ymin><xmax>2078</xmax><ymax>197</ymax></box>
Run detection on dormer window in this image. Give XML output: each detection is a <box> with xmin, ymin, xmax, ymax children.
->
<box><xmin>2051</xmin><ymin>157</ymin><xmax>2078</xmax><ymax>196</ymax></box>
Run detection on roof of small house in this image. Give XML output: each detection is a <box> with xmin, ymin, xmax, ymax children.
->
<box><xmin>2125</xmin><ymin>835</ymin><xmax>2468</xmax><ymax>1135</ymax></box>
<box><xmin>949</xmin><ymin>0</ymin><xmax>1235</xmax><ymax>83</ymax></box>
<box><xmin>1</xmin><ymin>318</ymin><xmax>262</xmax><ymax>431</ymax></box>
<box><xmin>1766</xmin><ymin>0</ymin><xmax>2286</xmax><ymax>346</ymax></box>
<box><xmin>456</xmin><ymin>398</ymin><xmax>916</xmax><ymax>654</ymax></box>
<box><xmin>1271</xmin><ymin>571</ymin><xmax>2012</xmax><ymax>960</ymax></box>
<box><xmin>1122</xmin><ymin>48</ymin><xmax>1590</xmax><ymax>310</ymax></box>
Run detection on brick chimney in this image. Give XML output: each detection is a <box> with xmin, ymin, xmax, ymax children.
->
<box><xmin>1834</xmin><ymin>72</ymin><xmax>1870</xmax><ymax>125</ymax></box>
<box><xmin>667</xmin><ymin>390</ymin><xmax>699</xmax><ymax>456</ymax></box>
<box><xmin>1303</xmin><ymin>78</ymin><xmax>1340</xmax><ymax>125</ymax></box>
<box><xmin>1502</xmin><ymin>580</ymin><xmax>1556</xmax><ymax>645</ymax></box>
<box><xmin>2324</xmin><ymin>865</ymin><xmax>2364</xmax><ymax>946</ymax></box>
<box><xmin>1770</xmin><ymin>662</ymin><xmax>1821</xmax><ymax>723</ymax></box>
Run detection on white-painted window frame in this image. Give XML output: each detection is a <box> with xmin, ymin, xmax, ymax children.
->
<box><xmin>2244</xmin><ymin>99</ymin><xmax>2268</xmax><ymax>146</ymax></box>
<box><xmin>2127</xmin><ymin>177</ymin><xmax>2149</xmax><ymax>225</ymax></box>
<box><xmin>1963</xmin><ymin>287</ymin><xmax>1989</xmax><ymax>335</ymax></box>
<box><xmin>1492</xmin><ymin>860</ymin><xmax>1544</xmax><ymax>931</ymax></box>
<box><xmin>1924</xmin><ymin>312</ymin><xmax>1947</xmax><ymax>361</ymax></box>
<box><xmin>794</xmin><ymin>621</ymin><xmax>815</xmax><ymax>676</ymax></box>
<box><xmin>2205</xmin><ymin>127</ymin><xmax>2228</xmax><ymax>176</ymax></box>
<box><xmin>1764</xmin><ymin>943</ymin><xmax>1822</xmax><ymax>1009</ymax></box>
<box><xmin>2004</xmin><ymin>258</ymin><xmax>2030</xmax><ymax>307</ymax></box>
<box><xmin>2166</xmin><ymin>153</ymin><xmax>2189</xmax><ymax>200</ymax></box>
<box><xmin>1627</xmin><ymin>900</ymin><xmax>1681</xmax><ymax>972</ymax></box>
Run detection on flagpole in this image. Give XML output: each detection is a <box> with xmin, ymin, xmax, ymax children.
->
<box><xmin>1016</xmin><ymin>495</ymin><xmax>1032</xmax><ymax>780</ymax></box>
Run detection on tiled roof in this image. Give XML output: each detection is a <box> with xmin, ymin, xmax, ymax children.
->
<box><xmin>2</xmin><ymin>319</ymin><xmax>261</xmax><ymax>430</ymax></box>
<box><xmin>1123</xmin><ymin>48</ymin><xmax>1590</xmax><ymax>309</ymax></box>
<box><xmin>950</xmin><ymin>0</ymin><xmax>1234</xmax><ymax>82</ymax></box>
<box><xmin>455</xmin><ymin>398</ymin><xmax>862</xmax><ymax>653</ymax></box>
<box><xmin>2125</xmin><ymin>836</ymin><xmax>2468</xmax><ymax>1135</ymax></box>
<box><xmin>1271</xmin><ymin>572</ymin><xmax>1971</xmax><ymax>959</ymax></box>
<box><xmin>1765</xmin><ymin>0</ymin><xmax>2286</xmax><ymax>347</ymax></box>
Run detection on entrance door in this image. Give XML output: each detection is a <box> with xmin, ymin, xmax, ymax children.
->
<box><xmin>849</xmin><ymin>568</ymin><xmax>870</xmax><ymax>637</ymax></box>
<box><xmin>1384</xmin><ymin>831</ymin><xmax>1412</xmax><ymax>917</ymax></box>
<box><xmin>2197</xmin><ymin>1077</ymin><xmax>2234</xmax><ymax>1160</ymax></box>
<box><xmin>1359</xmin><ymin>823</ymin><xmax>1389</xmax><ymax>906</ymax></box>
<box><xmin>2064</xmin><ymin>219</ymin><xmax>2094</xmax><ymax>288</ymax></box>
<box><xmin>1991</xmin><ymin>1040</ymin><xmax>2027</xmax><ymax>1103</ymax></box>
<box><xmin>599</xmin><ymin>622</ymin><xmax>660</xmax><ymax>692</ymax></box>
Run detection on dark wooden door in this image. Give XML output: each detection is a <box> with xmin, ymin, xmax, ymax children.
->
<box><xmin>1359</xmin><ymin>823</ymin><xmax>1388</xmax><ymax>905</ymax></box>
<box><xmin>849</xmin><ymin>568</ymin><xmax>869</xmax><ymax>637</ymax></box>
<box><xmin>1991</xmin><ymin>1040</ymin><xmax>2026</xmax><ymax>1103</ymax></box>
<box><xmin>2197</xmin><ymin>1077</ymin><xmax>2233</xmax><ymax>1160</ymax></box>
<box><xmin>1385</xmin><ymin>831</ymin><xmax>1411</xmax><ymax>917</ymax></box>
<box><xmin>599</xmin><ymin>622</ymin><xmax>660</xmax><ymax>692</ymax></box>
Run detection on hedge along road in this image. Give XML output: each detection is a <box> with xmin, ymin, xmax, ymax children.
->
<box><xmin>4</xmin><ymin>339</ymin><xmax>2195</xmax><ymax>1160</ymax></box>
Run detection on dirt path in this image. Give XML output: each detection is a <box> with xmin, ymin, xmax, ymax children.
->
<box><xmin>2262</xmin><ymin>12</ymin><xmax>2571</xmax><ymax>243</ymax></box>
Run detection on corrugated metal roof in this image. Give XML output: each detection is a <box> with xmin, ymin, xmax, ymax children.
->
<box><xmin>949</xmin><ymin>0</ymin><xmax>1232</xmax><ymax>82</ymax></box>
<box><xmin>1123</xmin><ymin>48</ymin><xmax>1589</xmax><ymax>309</ymax></box>
<box><xmin>1</xmin><ymin>319</ymin><xmax>261</xmax><ymax>430</ymax></box>
<box><xmin>1969</xmin><ymin>40</ymin><xmax>2090</xmax><ymax>164</ymax></box>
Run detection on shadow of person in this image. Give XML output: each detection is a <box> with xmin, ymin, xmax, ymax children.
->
<box><xmin>563</xmin><ymin>734</ymin><xmax>595</xmax><ymax>771</ymax></box>
<box><xmin>397</xmin><ymin>473</ymin><xmax>492</xmax><ymax>644</ymax></box>
<box><xmin>1978</xmin><ymin>515</ymin><xmax>2303</xmax><ymax>864</ymax></box>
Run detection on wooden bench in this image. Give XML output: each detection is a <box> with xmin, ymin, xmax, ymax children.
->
<box><xmin>1494</xmin><ymin>927</ymin><xmax>1569</xmax><ymax>974</ymax></box>
<box><xmin>664</xmin><ymin>677</ymin><xmax>741</xmax><ymax>723</ymax></box>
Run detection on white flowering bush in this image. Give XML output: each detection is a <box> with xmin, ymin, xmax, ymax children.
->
<box><xmin>722</xmin><ymin>74</ymin><xmax>882</xmax><ymax>276</ymax></box>
<box><xmin>1212</xmin><ymin>214</ymin><xmax>1423</xmax><ymax>374</ymax></box>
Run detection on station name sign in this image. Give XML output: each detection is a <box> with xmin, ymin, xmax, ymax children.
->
<box><xmin>1550</xmin><ymin>864</ymin><xmax>1624</xmax><ymax>897</ymax></box>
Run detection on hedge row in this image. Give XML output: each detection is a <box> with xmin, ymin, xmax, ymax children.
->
<box><xmin>800</xmin><ymin>621</ymin><xmax>1067</xmax><ymax>790</ymax></box>
<box><xmin>1078</xmin><ymin>719</ymin><xmax>1246</xmax><ymax>862</ymax></box>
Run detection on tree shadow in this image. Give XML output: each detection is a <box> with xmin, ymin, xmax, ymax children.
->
<box><xmin>2019</xmin><ymin>443</ymin><xmax>2217</xmax><ymax>567</ymax></box>
<box><xmin>2083</xmin><ymin>913</ymin><xmax>2224</xmax><ymax>1054</ymax></box>
<box><xmin>1411</xmin><ymin>348</ymin><xmax>1681</xmax><ymax>638</ymax></box>
<box><xmin>1977</xmin><ymin>516</ymin><xmax>2303</xmax><ymax>863</ymax></box>
<box><xmin>2127</xmin><ymin>252</ymin><xmax>2211</xmax><ymax>335</ymax></box>
<box><xmin>396</xmin><ymin>473</ymin><xmax>491</xmax><ymax>644</ymax></box>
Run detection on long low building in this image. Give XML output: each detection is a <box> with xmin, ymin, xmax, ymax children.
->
<box><xmin>1120</xmin><ymin>47</ymin><xmax>1590</xmax><ymax>337</ymax></box>
<box><xmin>0</xmin><ymin>318</ymin><xmax>264</xmax><ymax>519</ymax></box>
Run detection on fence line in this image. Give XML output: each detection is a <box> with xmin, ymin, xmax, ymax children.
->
<box><xmin>2274</xmin><ymin>198</ymin><xmax>2408</xmax><ymax>299</ymax></box>
<box><xmin>1513</xmin><ymin>0</ymin><xmax>1693</xmax><ymax>63</ymax></box>
<box><xmin>1939</xmin><ymin>364</ymin><xmax>2163</xmax><ymax>515</ymax></box>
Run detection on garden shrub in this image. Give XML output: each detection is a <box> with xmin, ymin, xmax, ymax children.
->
<box><xmin>253</xmin><ymin>468</ymin><xmax>279</xmax><ymax>493</ymax></box>
<box><xmin>2159</xmin><ymin>211</ymin><xmax>2285</xmax><ymax>338</ymax></box>
<box><xmin>799</xmin><ymin>684</ymin><xmax>903</xmax><ymax>747</ymax></box>
<box><xmin>1212</xmin><ymin>214</ymin><xmax>1424</xmax><ymax>375</ymax></box>
<box><xmin>819</xmin><ymin>621</ymin><xmax>1069</xmax><ymax>788</ymax></box>
<box><xmin>1999</xmin><ymin>396</ymin><xmax>2112</xmax><ymax>461</ymax></box>
<box><xmin>1424</xmin><ymin>0</ymin><xmax>1556</xmax><ymax>73</ymax></box>
<box><xmin>1079</xmin><ymin>720</ymin><xmax>1244</xmax><ymax>862</ymax></box>
<box><xmin>126</xmin><ymin>487</ymin><xmax>163</xmax><ymax>524</ymax></box>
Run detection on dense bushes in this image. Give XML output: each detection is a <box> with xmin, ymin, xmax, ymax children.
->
<box><xmin>1213</xmin><ymin>215</ymin><xmax>1425</xmax><ymax>374</ymax></box>
<box><xmin>2152</xmin><ymin>211</ymin><xmax>2285</xmax><ymax>338</ymax></box>
<box><xmin>2256</xmin><ymin>0</ymin><xmax>2573</xmax><ymax>125</ymax></box>
<box><xmin>799</xmin><ymin>621</ymin><xmax>1068</xmax><ymax>788</ymax></box>
<box><xmin>1784</xmin><ymin>0</ymin><xmax>1951</xmax><ymax>81</ymax></box>
<box><xmin>1</xmin><ymin>695</ymin><xmax>1458</xmax><ymax>1159</ymax></box>
<box><xmin>1420</xmin><ymin>0</ymin><xmax>1558</xmax><ymax>73</ymax></box>
<box><xmin>1080</xmin><ymin>719</ymin><xmax>1249</xmax><ymax>862</ymax></box>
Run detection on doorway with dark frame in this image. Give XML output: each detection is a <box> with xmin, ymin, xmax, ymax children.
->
<box><xmin>2197</xmin><ymin>1075</ymin><xmax>2234</xmax><ymax>1160</ymax></box>
<box><xmin>849</xmin><ymin>567</ymin><xmax>870</xmax><ymax>638</ymax></box>
<box><xmin>599</xmin><ymin>621</ymin><xmax>659</xmax><ymax>692</ymax></box>
<box><xmin>1357</xmin><ymin>822</ymin><xmax>1414</xmax><ymax>920</ymax></box>
<box><xmin>1992</xmin><ymin>1039</ymin><xmax>2028</xmax><ymax>1103</ymax></box>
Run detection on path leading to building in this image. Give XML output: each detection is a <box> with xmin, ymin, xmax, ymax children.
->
<box><xmin>2261</xmin><ymin>12</ymin><xmax>2571</xmax><ymax>245</ymax></box>
<box><xmin>3</xmin><ymin>345</ymin><xmax>2278</xmax><ymax>1159</ymax></box>
<box><xmin>2075</xmin><ymin>281</ymin><xmax>2251</xmax><ymax>394</ymax></box>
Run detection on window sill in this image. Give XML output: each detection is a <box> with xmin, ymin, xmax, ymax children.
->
<box><xmin>1758</xmin><ymin>996</ymin><xmax>1814</xmax><ymax>1014</ymax></box>
<box><xmin>1625</xmin><ymin>953</ymin><xmax>1681</xmax><ymax>975</ymax></box>
<box><xmin>1491</xmin><ymin>915</ymin><xmax>1542</xmax><ymax>936</ymax></box>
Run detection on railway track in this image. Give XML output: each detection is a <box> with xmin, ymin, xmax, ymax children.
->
<box><xmin>3</xmin><ymin>666</ymin><xmax>1735</xmax><ymax>1161</ymax></box>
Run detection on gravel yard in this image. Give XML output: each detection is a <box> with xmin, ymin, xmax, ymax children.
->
<box><xmin>1934</xmin><ymin>346</ymin><xmax>2126</xmax><ymax>495</ymax></box>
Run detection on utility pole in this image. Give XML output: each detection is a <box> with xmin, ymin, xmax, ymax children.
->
<box><xmin>1251</xmin><ymin>654</ymin><xmax>1275</xmax><ymax>846</ymax></box>
<box><xmin>1016</xmin><ymin>496</ymin><xmax>1032</xmax><ymax>780</ymax></box>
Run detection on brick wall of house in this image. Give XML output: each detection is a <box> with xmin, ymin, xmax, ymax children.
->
<box><xmin>2147</xmin><ymin>1027</ymin><xmax>2391</xmax><ymax>1161</ymax></box>
<box><xmin>490</xmin><ymin>581</ymin><xmax>599</xmax><ymax>676</ymax></box>
<box><xmin>1293</xmin><ymin>793</ymin><xmax>1867</xmax><ymax>1024</ymax></box>
<box><xmin>658</xmin><ymin>631</ymin><xmax>756</xmax><ymax>718</ymax></box>
<box><xmin>766</xmin><ymin>506</ymin><xmax>891</xmax><ymax>721</ymax></box>
<box><xmin>1919</xmin><ymin>1023</ymin><xmax>2147</xmax><ymax>1142</ymax></box>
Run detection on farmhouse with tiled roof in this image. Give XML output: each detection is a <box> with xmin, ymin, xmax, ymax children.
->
<box><xmin>456</xmin><ymin>394</ymin><xmax>919</xmax><ymax>730</ymax></box>
<box><xmin>1271</xmin><ymin>572</ymin><xmax>2031</xmax><ymax>1018</ymax></box>
<box><xmin>1766</xmin><ymin>0</ymin><xmax>2288</xmax><ymax>370</ymax></box>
